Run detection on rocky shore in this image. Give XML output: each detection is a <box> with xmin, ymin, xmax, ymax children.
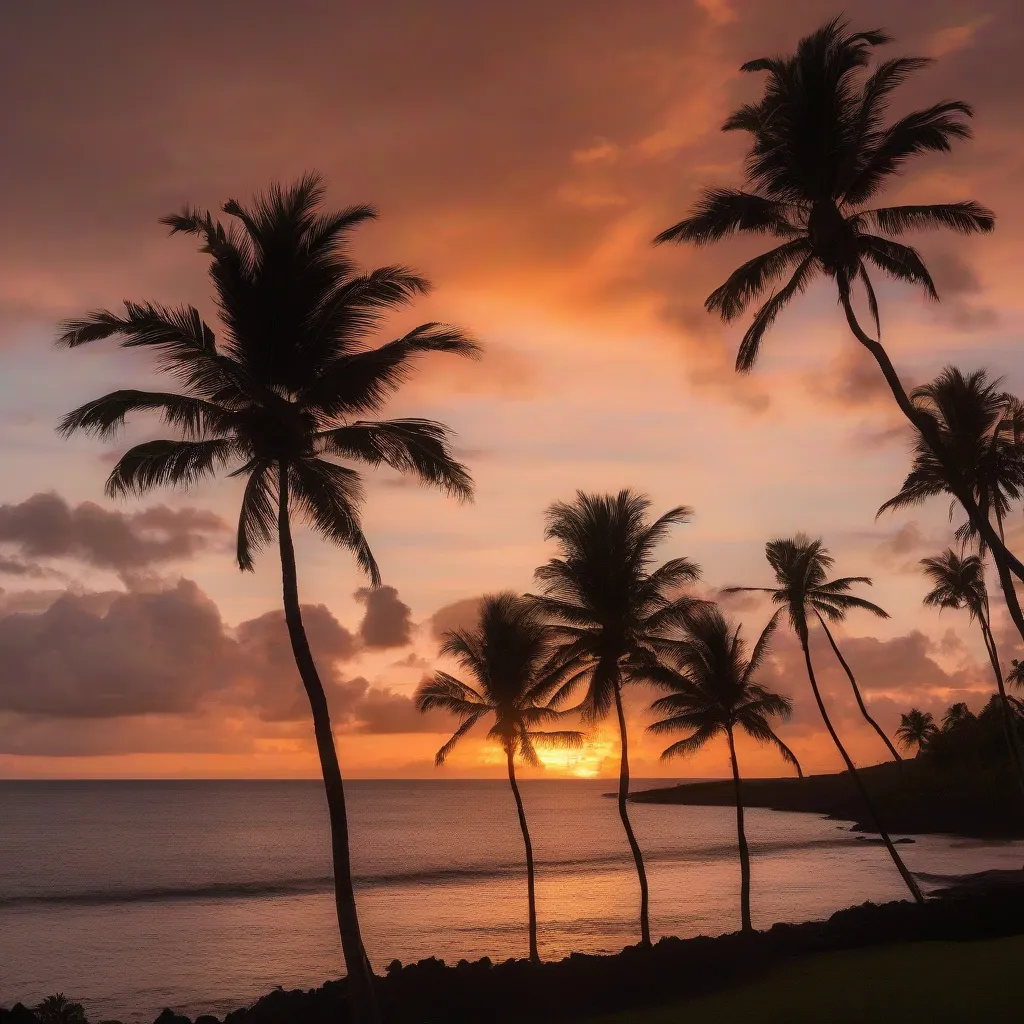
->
<box><xmin>6</xmin><ymin>883</ymin><xmax>1024</xmax><ymax>1024</ymax></box>
<box><xmin>631</xmin><ymin>760</ymin><xmax>1024</xmax><ymax>838</ymax></box>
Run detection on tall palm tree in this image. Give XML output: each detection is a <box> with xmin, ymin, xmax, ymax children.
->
<box><xmin>532</xmin><ymin>490</ymin><xmax>702</xmax><ymax>946</ymax></box>
<box><xmin>726</xmin><ymin>536</ymin><xmax>924</xmax><ymax>903</ymax></box>
<box><xmin>725</xmin><ymin>538</ymin><xmax>900</xmax><ymax>762</ymax></box>
<box><xmin>644</xmin><ymin>605</ymin><xmax>799</xmax><ymax>932</ymax></box>
<box><xmin>653</xmin><ymin>18</ymin><xmax>1024</xmax><ymax>635</ymax></box>
<box><xmin>56</xmin><ymin>175</ymin><xmax>479</xmax><ymax>1024</ymax></box>
<box><xmin>919</xmin><ymin>550</ymin><xmax>1024</xmax><ymax>798</ymax></box>
<box><xmin>414</xmin><ymin>592</ymin><xmax>582</xmax><ymax>964</ymax></box>
<box><xmin>896</xmin><ymin>709</ymin><xmax>939</xmax><ymax>755</ymax></box>
<box><xmin>942</xmin><ymin>702</ymin><xmax>977</xmax><ymax>732</ymax></box>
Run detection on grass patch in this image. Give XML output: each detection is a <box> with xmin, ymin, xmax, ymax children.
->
<box><xmin>583</xmin><ymin>934</ymin><xmax>1024</xmax><ymax>1023</ymax></box>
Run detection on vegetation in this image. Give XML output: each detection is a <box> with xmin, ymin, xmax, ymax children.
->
<box><xmin>414</xmin><ymin>592</ymin><xmax>582</xmax><ymax>962</ymax></box>
<box><xmin>654</xmin><ymin>17</ymin><xmax>1024</xmax><ymax>652</ymax></box>
<box><xmin>896</xmin><ymin>710</ymin><xmax>939</xmax><ymax>755</ymax></box>
<box><xmin>724</xmin><ymin>536</ymin><xmax>923</xmax><ymax>902</ymax></box>
<box><xmin>57</xmin><ymin>176</ymin><xmax>479</xmax><ymax>1024</ymax></box>
<box><xmin>530</xmin><ymin>490</ymin><xmax>701</xmax><ymax>947</ymax></box>
<box><xmin>643</xmin><ymin>605</ymin><xmax>798</xmax><ymax>931</ymax></box>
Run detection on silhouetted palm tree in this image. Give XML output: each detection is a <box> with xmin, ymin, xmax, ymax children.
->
<box><xmin>920</xmin><ymin>550</ymin><xmax>1024</xmax><ymax>798</ymax></box>
<box><xmin>879</xmin><ymin>369</ymin><xmax>1024</xmax><ymax>546</ymax></box>
<box><xmin>654</xmin><ymin>18</ymin><xmax>1024</xmax><ymax>621</ymax></box>
<box><xmin>879</xmin><ymin>367</ymin><xmax>1024</xmax><ymax>646</ymax></box>
<box><xmin>414</xmin><ymin>592</ymin><xmax>582</xmax><ymax>963</ymax></box>
<box><xmin>35</xmin><ymin>996</ymin><xmax>87</xmax><ymax>1024</ymax></box>
<box><xmin>726</xmin><ymin>536</ymin><xmax>923</xmax><ymax>902</ymax></box>
<box><xmin>532</xmin><ymin>490</ymin><xmax>702</xmax><ymax>946</ymax></box>
<box><xmin>1009</xmin><ymin>661</ymin><xmax>1024</xmax><ymax>688</ymax></box>
<box><xmin>56</xmin><ymin>175</ymin><xmax>479</xmax><ymax>1024</ymax></box>
<box><xmin>896</xmin><ymin>709</ymin><xmax>939</xmax><ymax>755</ymax></box>
<box><xmin>725</xmin><ymin>537</ymin><xmax>900</xmax><ymax>762</ymax></box>
<box><xmin>942</xmin><ymin>702</ymin><xmax>977</xmax><ymax>732</ymax></box>
<box><xmin>644</xmin><ymin>605</ymin><xmax>799</xmax><ymax>931</ymax></box>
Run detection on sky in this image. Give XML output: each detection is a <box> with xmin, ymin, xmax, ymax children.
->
<box><xmin>1</xmin><ymin>0</ymin><xmax>1023</xmax><ymax>780</ymax></box>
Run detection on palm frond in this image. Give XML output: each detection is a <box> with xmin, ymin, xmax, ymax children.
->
<box><xmin>319</xmin><ymin>418</ymin><xmax>473</xmax><ymax>501</ymax></box>
<box><xmin>736</xmin><ymin>256</ymin><xmax>817</xmax><ymax>371</ymax></box>
<box><xmin>105</xmin><ymin>439</ymin><xmax>236</xmax><ymax>497</ymax></box>
<box><xmin>857</xmin><ymin>201</ymin><xmax>994</xmax><ymax>236</ymax></box>
<box><xmin>236</xmin><ymin>459</ymin><xmax>277</xmax><ymax>571</ymax></box>
<box><xmin>58</xmin><ymin>390</ymin><xmax>233</xmax><ymax>441</ymax></box>
<box><xmin>858</xmin><ymin>235</ymin><xmax>938</xmax><ymax>298</ymax></box>
<box><xmin>705</xmin><ymin>240</ymin><xmax>811</xmax><ymax>322</ymax></box>
<box><xmin>286</xmin><ymin>458</ymin><xmax>378</xmax><ymax>585</ymax></box>
<box><xmin>654</xmin><ymin>189</ymin><xmax>797</xmax><ymax>246</ymax></box>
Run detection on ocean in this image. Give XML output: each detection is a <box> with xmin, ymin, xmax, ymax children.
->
<box><xmin>2</xmin><ymin>779</ymin><xmax>1021</xmax><ymax>1022</ymax></box>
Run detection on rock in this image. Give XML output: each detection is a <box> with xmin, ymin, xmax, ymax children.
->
<box><xmin>0</xmin><ymin>1006</ymin><xmax>40</xmax><ymax>1024</ymax></box>
<box><xmin>894</xmin><ymin>837</ymin><xmax>916</xmax><ymax>844</ymax></box>
<box><xmin>195</xmin><ymin>1017</ymin><xmax>222</xmax><ymax>1024</ymax></box>
<box><xmin>153</xmin><ymin>1011</ymin><xmax>192</xmax><ymax>1024</ymax></box>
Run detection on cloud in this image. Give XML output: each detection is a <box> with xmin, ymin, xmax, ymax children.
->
<box><xmin>354</xmin><ymin>585</ymin><xmax>413</xmax><ymax>649</ymax></box>
<box><xmin>353</xmin><ymin>684</ymin><xmax>450</xmax><ymax>734</ymax></box>
<box><xmin>427</xmin><ymin>595</ymin><xmax>485</xmax><ymax>641</ymax></box>
<box><xmin>0</xmin><ymin>493</ymin><xmax>228</xmax><ymax>574</ymax></box>
<box><xmin>234</xmin><ymin>605</ymin><xmax>362</xmax><ymax>722</ymax></box>
<box><xmin>0</xmin><ymin>579</ymin><xmax>235</xmax><ymax>718</ymax></box>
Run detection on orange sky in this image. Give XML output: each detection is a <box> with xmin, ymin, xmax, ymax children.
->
<box><xmin>1</xmin><ymin>0</ymin><xmax>1023</xmax><ymax>779</ymax></box>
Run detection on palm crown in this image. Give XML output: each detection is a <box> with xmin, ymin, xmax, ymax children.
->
<box><xmin>414</xmin><ymin>592</ymin><xmax>582</xmax><ymax>766</ymax></box>
<box><xmin>727</xmin><ymin>534</ymin><xmax>887</xmax><ymax>636</ymax></box>
<box><xmin>896</xmin><ymin>708</ymin><xmax>939</xmax><ymax>751</ymax></box>
<box><xmin>57</xmin><ymin>174</ymin><xmax>478</xmax><ymax>578</ymax></box>
<box><xmin>920</xmin><ymin>549</ymin><xmax>988</xmax><ymax>621</ymax></box>
<box><xmin>655</xmin><ymin>17</ymin><xmax>994</xmax><ymax>370</ymax></box>
<box><xmin>879</xmin><ymin>368</ymin><xmax>1024</xmax><ymax>552</ymax></box>
<box><xmin>645</xmin><ymin>606</ymin><xmax>797</xmax><ymax>770</ymax></box>
<box><xmin>532</xmin><ymin>490</ymin><xmax>702</xmax><ymax>722</ymax></box>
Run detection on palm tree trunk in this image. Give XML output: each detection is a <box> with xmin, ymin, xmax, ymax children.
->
<box><xmin>839</xmin><ymin>292</ymin><xmax>1024</xmax><ymax>648</ymax></box>
<box><xmin>814</xmin><ymin>612</ymin><xmax>902</xmax><ymax>763</ymax></box>
<box><xmin>506</xmin><ymin>746</ymin><xmax>540</xmax><ymax>963</ymax></box>
<box><xmin>277</xmin><ymin>462</ymin><xmax>380</xmax><ymax>1024</ymax></box>
<box><xmin>726</xmin><ymin>726</ymin><xmax>752</xmax><ymax>933</ymax></box>
<box><xmin>797</xmin><ymin>622</ymin><xmax>925</xmax><ymax>904</ymax></box>
<box><xmin>612</xmin><ymin>678</ymin><xmax>651</xmax><ymax>947</ymax></box>
<box><xmin>978</xmin><ymin>613</ymin><xmax>1024</xmax><ymax>806</ymax></box>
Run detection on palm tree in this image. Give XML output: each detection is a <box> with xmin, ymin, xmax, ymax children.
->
<box><xmin>942</xmin><ymin>702</ymin><xmax>977</xmax><ymax>732</ymax></box>
<box><xmin>653</xmin><ymin>18</ymin><xmax>1024</xmax><ymax>633</ymax></box>
<box><xmin>644</xmin><ymin>605</ymin><xmax>799</xmax><ymax>932</ymax></box>
<box><xmin>532</xmin><ymin>490</ymin><xmax>702</xmax><ymax>946</ymax></box>
<box><xmin>1009</xmin><ymin>661</ymin><xmax>1024</xmax><ymax>688</ymax></box>
<box><xmin>896</xmin><ymin>709</ymin><xmax>939</xmax><ymax>755</ymax></box>
<box><xmin>35</xmin><ymin>996</ymin><xmax>87</xmax><ymax>1024</ymax></box>
<box><xmin>879</xmin><ymin>369</ymin><xmax>1024</xmax><ymax>548</ymax></box>
<box><xmin>725</xmin><ymin>537</ymin><xmax>900</xmax><ymax>762</ymax></box>
<box><xmin>726</xmin><ymin>536</ymin><xmax>924</xmax><ymax>903</ymax></box>
<box><xmin>919</xmin><ymin>550</ymin><xmax>1024</xmax><ymax>798</ymax></box>
<box><xmin>414</xmin><ymin>592</ymin><xmax>582</xmax><ymax>964</ymax></box>
<box><xmin>56</xmin><ymin>175</ymin><xmax>479</xmax><ymax>1024</ymax></box>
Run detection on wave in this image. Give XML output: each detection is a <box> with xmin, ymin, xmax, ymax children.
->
<box><xmin>0</xmin><ymin>837</ymin><xmax>858</xmax><ymax>910</ymax></box>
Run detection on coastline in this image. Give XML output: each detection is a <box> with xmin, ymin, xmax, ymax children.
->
<box><xmin>629</xmin><ymin>760</ymin><xmax>1024</xmax><ymax>839</ymax></box>
<box><xmin>6</xmin><ymin>884</ymin><xmax>1024</xmax><ymax>1024</ymax></box>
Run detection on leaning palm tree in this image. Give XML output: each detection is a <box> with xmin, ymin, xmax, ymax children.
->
<box><xmin>726</xmin><ymin>536</ymin><xmax>923</xmax><ymax>903</ymax></box>
<box><xmin>896</xmin><ymin>709</ymin><xmax>939</xmax><ymax>755</ymax></box>
<box><xmin>920</xmin><ymin>550</ymin><xmax>1024</xmax><ymax>798</ymax></box>
<box><xmin>879</xmin><ymin>369</ymin><xmax>1024</xmax><ymax>550</ymax></box>
<box><xmin>56</xmin><ymin>175</ymin><xmax>479</xmax><ymax>1024</ymax></box>
<box><xmin>644</xmin><ymin>605</ymin><xmax>799</xmax><ymax>932</ymax></box>
<box><xmin>653</xmin><ymin>18</ymin><xmax>1024</xmax><ymax>631</ymax></box>
<box><xmin>414</xmin><ymin>592</ymin><xmax>582</xmax><ymax>964</ymax></box>
<box><xmin>532</xmin><ymin>490</ymin><xmax>702</xmax><ymax>946</ymax></box>
<box><xmin>724</xmin><ymin>539</ymin><xmax>900</xmax><ymax>762</ymax></box>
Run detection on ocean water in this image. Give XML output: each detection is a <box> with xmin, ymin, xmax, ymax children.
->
<box><xmin>1</xmin><ymin>779</ymin><xmax>1022</xmax><ymax>1022</ymax></box>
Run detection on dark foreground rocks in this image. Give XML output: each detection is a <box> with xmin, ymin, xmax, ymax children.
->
<box><xmin>6</xmin><ymin>885</ymin><xmax>1024</xmax><ymax>1024</ymax></box>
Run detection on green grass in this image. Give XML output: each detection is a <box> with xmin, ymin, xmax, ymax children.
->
<box><xmin>582</xmin><ymin>935</ymin><xmax>1024</xmax><ymax>1023</ymax></box>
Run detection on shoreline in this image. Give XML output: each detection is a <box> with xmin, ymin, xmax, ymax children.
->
<box><xmin>629</xmin><ymin>760</ymin><xmax>1024</xmax><ymax>839</ymax></box>
<box><xmin>6</xmin><ymin>881</ymin><xmax>1024</xmax><ymax>1024</ymax></box>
